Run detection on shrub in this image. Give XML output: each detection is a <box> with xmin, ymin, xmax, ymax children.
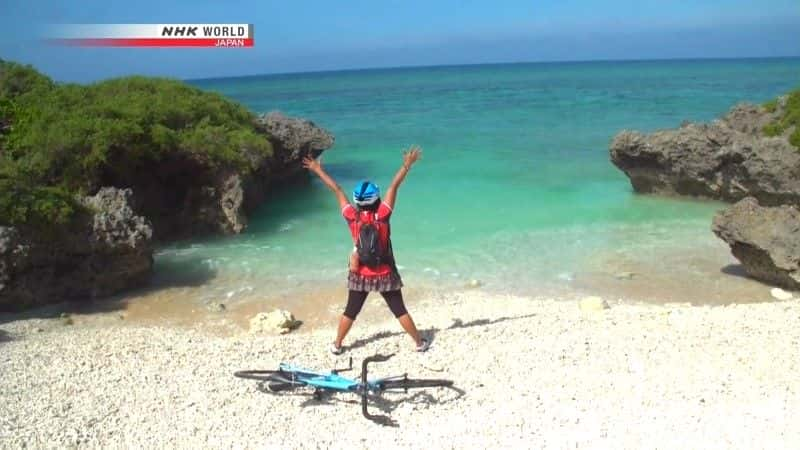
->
<box><xmin>0</xmin><ymin>59</ymin><xmax>54</xmax><ymax>98</ymax></box>
<box><xmin>762</xmin><ymin>89</ymin><xmax>800</xmax><ymax>149</ymax></box>
<box><xmin>0</xmin><ymin>179</ymin><xmax>80</xmax><ymax>229</ymax></box>
<box><xmin>0</xmin><ymin>60</ymin><xmax>272</xmax><ymax>228</ymax></box>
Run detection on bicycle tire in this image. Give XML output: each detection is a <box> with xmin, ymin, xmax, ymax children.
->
<box><xmin>235</xmin><ymin>370</ymin><xmax>305</xmax><ymax>392</ymax></box>
<box><xmin>381</xmin><ymin>378</ymin><xmax>453</xmax><ymax>391</ymax></box>
<box><xmin>233</xmin><ymin>370</ymin><xmax>284</xmax><ymax>381</ymax></box>
<box><xmin>267</xmin><ymin>380</ymin><xmax>299</xmax><ymax>392</ymax></box>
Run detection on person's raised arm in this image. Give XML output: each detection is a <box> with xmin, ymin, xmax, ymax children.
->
<box><xmin>384</xmin><ymin>145</ymin><xmax>422</xmax><ymax>210</ymax></box>
<box><xmin>302</xmin><ymin>156</ymin><xmax>349</xmax><ymax>209</ymax></box>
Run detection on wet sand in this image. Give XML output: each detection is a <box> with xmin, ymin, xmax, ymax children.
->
<box><xmin>110</xmin><ymin>239</ymin><xmax>776</xmax><ymax>333</ymax></box>
<box><xmin>548</xmin><ymin>225</ymin><xmax>772</xmax><ymax>304</ymax></box>
<box><xmin>3</xmin><ymin>257</ymin><xmax>772</xmax><ymax>339</ymax></box>
<box><xmin>75</xmin><ymin>281</ymin><xmax>437</xmax><ymax>336</ymax></box>
<box><xmin>0</xmin><ymin>229</ymin><xmax>774</xmax><ymax>337</ymax></box>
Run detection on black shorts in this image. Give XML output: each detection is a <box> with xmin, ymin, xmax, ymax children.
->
<box><xmin>343</xmin><ymin>289</ymin><xmax>408</xmax><ymax>319</ymax></box>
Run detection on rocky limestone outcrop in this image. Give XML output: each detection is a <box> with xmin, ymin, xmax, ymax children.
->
<box><xmin>0</xmin><ymin>112</ymin><xmax>334</xmax><ymax>311</ymax></box>
<box><xmin>610</xmin><ymin>94</ymin><xmax>800</xmax><ymax>289</ymax></box>
<box><xmin>193</xmin><ymin>109</ymin><xmax>339</xmax><ymax>236</ymax></box>
<box><xmin>241</xmin><ymin>111</ymin><xmax>335</xmax><ymax>216</ymax></box>
<box><xmin>118</xmin><ymin>111</ymin><xmax>334</xmax><ymax>240</ymax></box>
<box><xmin>610</xmin><ymin>97</ymin><xmax>800</xmax><ymax>206</ymax></box>
<box><xmin>255</xmin><ymin>111</ymin><xmax>335</xmax><ymax>174</ymax></box>
<box><xmin>712</xmin><ymin>197</ymin><xmax>800</xmax><ymax>289</ymax></box>
<box><xmin>0</xmin><ymin>187</ymin><xmax>153</xmax><ymax>311</ymax></box>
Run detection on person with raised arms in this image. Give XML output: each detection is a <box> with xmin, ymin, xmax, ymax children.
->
<box><xmin>302</xmin><ymin>146</ymin><xmax>429</xmax><ymax>354</ymax></box>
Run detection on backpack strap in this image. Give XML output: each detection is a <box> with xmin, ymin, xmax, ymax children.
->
<box><xmin>355</xmin><ymin>209</ymin><xmax>379</xmax><ymax>224</ymax></box>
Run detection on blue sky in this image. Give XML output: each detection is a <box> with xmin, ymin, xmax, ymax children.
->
<box><xmin>1</xmin><ymin>0</ymin><xmax>798</xmax><ymax>81</ymax></box>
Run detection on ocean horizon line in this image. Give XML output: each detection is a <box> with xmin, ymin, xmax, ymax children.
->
<box><xmin>186</xmin><ymin>54</ymin><xmax>800</xmax><ymax>83</ymax></box>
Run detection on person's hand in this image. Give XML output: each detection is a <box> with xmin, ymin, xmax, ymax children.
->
<box><xmin>402</xmin><ymin>145</ymin><xmax>422</xmax><ymax>168</ymax></box>
<box><xmin>302</xmin><ymin>155</ymin><xmax>322</xmax><ymax>173</ymax></box>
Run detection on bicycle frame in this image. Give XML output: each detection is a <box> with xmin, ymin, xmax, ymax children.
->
<box><xmin>277</xmin><ymin>362</ymin><xmax>366</xmax><ymax>391</ymax></box>
<box><xmin>277</xmin><ymin>354</ymin><xmax>405</xmax><ymax>422</ymax></box>
<box><xmin>236</xmin><ymin>353</ymin><xmax>450</xmax><ymax>424</ymax></box>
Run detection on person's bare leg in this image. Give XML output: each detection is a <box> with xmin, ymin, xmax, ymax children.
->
<box><xmin>335</xmin><ymin>315</ymin><xmax>354</xmax><ymax>348</ymax></box>
<box><xmin>396</xmin><ymin>313</ymin><xmax>423</xmax><ymax>346</ymax></box>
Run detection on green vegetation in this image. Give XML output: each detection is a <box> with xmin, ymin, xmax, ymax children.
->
<box><xmin>0</xmin><ymin>60</ymin><xmax>272</xmax><ymax>228</ymax></box>
<box><xmin>762</xmin><ymin>89</ymin><xmax>800</xmax><ymax>148</ymax></box>
<box><xmin>0</xmin><ymin>180</ymin><xmax>77</xmax><ymax>228</ymax></box>
<box><xmin>762</xmin><ymin>98</ymin><xmax>778</xmax><ymax>113</ymax></box>
<box><xmin>0</xmin><ymin>60</ymin><xmax>53</xmax><ymax>98</ymax></box>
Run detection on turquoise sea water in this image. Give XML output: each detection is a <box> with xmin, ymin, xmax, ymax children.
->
<box><xmin>146</xmin><ymin>58</ymin><xmax>800</xmax><ymax>309</ymax></box>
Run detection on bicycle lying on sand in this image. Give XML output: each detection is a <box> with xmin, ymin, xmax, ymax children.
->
<box><xmin>234</xmin><ymin>353</ymin><xmax>453</xmax><ymax>424</ymax></box>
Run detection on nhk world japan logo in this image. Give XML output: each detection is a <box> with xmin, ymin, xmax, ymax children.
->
<box><xmin>47</xmin><ymin>24</ymin><xmax>254</xmax><ymax>47</ymax></box>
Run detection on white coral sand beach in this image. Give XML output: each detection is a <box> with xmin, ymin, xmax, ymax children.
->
<box><xmin>1</xmin><ymin>291</ymin><xmax>799</xmax><ymax>449</ymax></box>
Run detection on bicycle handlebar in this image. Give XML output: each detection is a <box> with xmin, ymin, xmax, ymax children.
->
<box><xmin>363</xmin><ymin>353</ymin><xmax>395</xmax><ymax>364</ymax></box>
<box><xmin>361</xmin><ymin>353</ymin><xmax>397</xmax><ymax>425</ymax></box>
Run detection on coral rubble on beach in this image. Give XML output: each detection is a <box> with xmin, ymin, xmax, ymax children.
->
<box><xmin>1</xmin><ymin>292</ymin><xmax>798</xmax><ymax>448</ymax></box>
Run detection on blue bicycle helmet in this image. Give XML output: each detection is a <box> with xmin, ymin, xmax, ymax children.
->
<box><xmin>353</xmin><ymin>180</ymin><xmax>380</xmax><ymax>206</ymax></box>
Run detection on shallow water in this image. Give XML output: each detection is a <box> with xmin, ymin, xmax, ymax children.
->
<box><xmin>123</xmin><ymin>58</ymin><xmax>800</xmax><ymax>322</ymax></box>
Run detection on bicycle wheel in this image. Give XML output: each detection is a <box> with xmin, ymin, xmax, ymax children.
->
<box><xmin>266</xmin><ymin>379</ymin><xmax>301</xmax><ymax>392</ymax></box>
<box><xmin>234</xmin><ymin>370</ymin><xmax>304</xmax><ymax>392</ymax></box>
<box><xmin>233</xmin><ymin>370</ymin><xmax>284</xmax><ymax>381</ymax></box>
<box><xmin>381</xmin><ymin>378</ymin><xmax>453</xmax><ymax>390</ymax></box>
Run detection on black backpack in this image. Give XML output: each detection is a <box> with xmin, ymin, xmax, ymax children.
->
<box><xmin>356</xmin><ymin>212</ymin><xmax>389</xmax><ymax>268</ymax></box>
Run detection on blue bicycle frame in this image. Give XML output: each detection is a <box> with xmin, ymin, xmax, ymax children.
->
<box><xmin>278</xmin><ymin>354</ymin><xmax>403</xmax><ymax>421</ymax></box>
<box><xmin>277</xmin><ymin>362</ymin><xmax>365</xmax><ymax>391</ymax></box>
<box><xmin>236</xmin><ymin>353</ymin><xmax>451</xmax><ymax>424</ymax></box>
